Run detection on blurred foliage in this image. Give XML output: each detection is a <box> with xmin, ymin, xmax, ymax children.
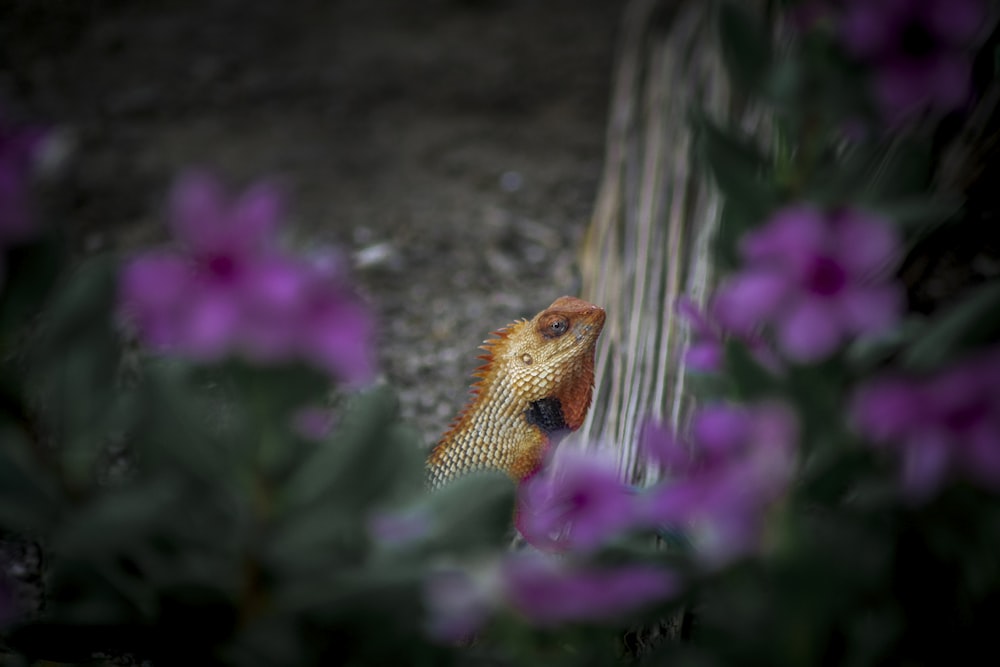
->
<box><xmin>0</xmin><ymin>237</ymin><xmax>515</xmax><ymax>664</ymax></box>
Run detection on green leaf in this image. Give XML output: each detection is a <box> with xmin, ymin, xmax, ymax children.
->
<box><xmin>693</xmin><ymin>113</ymin><xmax>778</xmax><ymax>223</ymax></box>
<box><xmin>784</xmin><ymin>360</ymin><xmax>850</xmax><ymax>454</ymax></box>
<box><xmin>0</xmin><ymin>237</ymin><xmax>61</xmax><ymax>343</ymax></box>
<box><xmin>724</xmin><ymin>340</ymin><xmax>782</xmax><ymax>400</ymax></box>
<box><xmin>26</xmin><ymin>255</ymin><xmax>122</xmax><ymax>487</ymax></box>
<box><xmin>419</xmin><ymin>471</ymin><xmax>516</xmax><ymax>554</ymax></box>
<box><xmin>763</xmin><ymin>58</ymin><xmax>802</xmax><ymax>110</ymax></box>
<box><xmin>900</xmin><ymin>282</ymin><xmax>1000</xmax><ymax>371</ymax></box>
<box><xmin>812</xmin><ymin>142</ymin><xmax>884</xmax><ymax>203</ymax></box>
<box><xmin>715</xmin><ymin>200</ymin><xmax>758</xmax><ymax>270</ymax></box>
<box><xmin>718</xmin><ymin>1</ymin><xmax>773</xmax><ymax>93</ymax></box>
<box><xmin>282</xmin><ymin>387</ymin><xmax>423</xmax><ymax>514</ymax></box>
<box><xmin>264</xmin><ymin>504</ymin><xmax>369</xmax><ymax>582</ymax></box>
<box><xmin>131</xmin><ymin>360</ymin><xmax>228</xmax><ymax>481</ymax></box>
<box><xmin>204</xmin><ymin>360</ymin><xmax>333</xmax><ymax>472</ymax></box>
<box><xmin>866</xmin><ymin>194</ymin><xmax>964</xmax><ymax>245</ymax></box>
<box><xmin>213</xmin><ymin>360</ymin><xmax>331</xmax><ymax>422</ymax></box>
<box><xmin>225</xmin><ymin>614</ymin><xmax>307</xmax><ymax>667</ymax></box>
<box><xmin>35</xmin><ymin>254</ymin><xmax>118</xmax><ymax>352</ymax></box>
<box><xmin>864</xmin><ymin>137</ymin><xmax>933</xmax><ymax>201</ymax></box>
<box><xmin>0</xmin><ymin>425</ymin><xmax>63</xmax><ymax>530</ymax></box>
<box><xmin>53</xmin><ymin>478</ymin><xmax>180</xmax><ymax>556</ymax></box>
<box><xmin>844</xmin><ymin>316</ymin><xmax>925</xmax><ymax>372</ymax></box>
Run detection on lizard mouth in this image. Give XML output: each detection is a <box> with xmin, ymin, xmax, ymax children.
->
<box><xmin>572</xmin><ymin>308</ymin><xmax>606</xmax><ymax>343</ymax></box>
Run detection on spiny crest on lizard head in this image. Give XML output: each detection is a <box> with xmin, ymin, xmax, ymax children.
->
<box><xmin>427</xmin><ymin>296</ymin><xmax>605</xmax><ymax>487</ymax></box>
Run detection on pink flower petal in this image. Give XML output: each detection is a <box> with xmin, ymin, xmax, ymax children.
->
<box><xmin>502</xmin><ymin>555</ymin><xmax>676</xmax><ymax>625</ymax></box>
<box><xmin>837</xmin><ymin>284</ymin><xmax>905</xmax><ymax>335</ymax></box>
<box><xmin>961</xmin><ymin>420</ymin><xmax>1000</xmax><ymax>490</ymax></box>
<box><xmin>924</xmin><ymin>54</ymin><xmax>973</xmax><ymax>113</ymax></box>
<box><xmin>685</xmin><ymin>341</ymin><xmax>723</xmax><ymax>372</ymax></box>
<box><xmin>181</xmin><ymin>290</ymin><xmax>242</xmax><ymax>359</ymax></box>
<box><xmin>244</xmin><ymin>257</ymin><xmax>308</xmax><ymax>312</ymax></box>
<box><xmin>0</xmin><ymin>176</ymin><xmax>33</xmax><ymax>243</ymax></box>
<box><xmin>168</xmin><ymin>170</ymin><xmax>228</xmax><ymax>252</ymax></box>
<box><xmin>832</xmin><ymin>209</ymin><xmax>901</xmax><ymax>276</ymax></box>
<box><xmin>852</xmin><ymin>377</ymin><xmax>923</xmax><ymax>443</ymax></box>
<box><xmin>303</xmin><ymin>299</ymin><xmax>376</xmax><ymax>385</ymax></box>
<box><xmin>238</xmin><ymin>259</ymin><xmax>308</xmax><ymax>360</ymax></box>
<box><xmin>750</xmin><ymin>403</ymin><xmax>799</xmax><ymax>454</ymax></box>
<box><xmin>231</xmin><ymin>181</ymin><xmax>284</xmax><ymax>249</ymax></box>
<box><xmin>692</xmin><ymin>405</ymin><xmax>752</xmax><ymax>459</ymax></box>
<box><xmin>517</xmin><ymin>448</ymin><xmax>637</xmax><ymax>552</ymax></box>
<box><xmin>676</xmin><ymin>296</ymin><xmax>715</xmax><ymax>337</ymax></box>
<box><xmin>926</xmin><ymin>0</ymin><xmax>985</xmax><ymax>44</ymax></box>
<box><xmin>741</xmin><ymin>204</ymin><xmax>827</xmax><ymax>266</ymax></box>
<box><xmin>839</xmin><ymin>0</ymin><xmax>902</xmax><ymax>58</ymax></box>
<box><xmin>874</xmin><ymin>54</ymin><xmax>971</xmax><ymax>123</ymax></box>
<box><xmin>120</xmin><ymin>253</ymin><xmax>191</xmax><ymax>310</ymax></box>
<box><xmin>712</xmin><ymin>270</ymin><xmax>789</xmax><ymax>334</ymax></box>
<box><xmin>775</xmin><ymin>297</ymin><xmax>845</xmax><ymax>361</ymax></box>
<box><xmin>901</xmin><ymin>431</ymin><xmax>950</xmax><ymax>501</ymax></box>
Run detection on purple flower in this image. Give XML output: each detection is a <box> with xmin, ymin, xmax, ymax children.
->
<box><xmin>678</xmin><ymin>296</ymin><xmax>726</xmax><ymax>372</ymax></box>
<box><xmin>0</xmin><ymin>107</ymin><xmax>47</xmax><ymax>289</ymax></box>
<box><xmin>853</xmin><ymin>346</ymin><xmax>1000</xmax><ymax>500</ymax></box>
<box><xmin>516</xmin><ymin>447</ymin><xmax>640</xmax><ymax>552</ymax></box>
<box><xmin>501</xmin><ymin>553</ymin><xmax>677</xmax><ymax>625</ymax></box>
<box><xmin>837</xmin><ymin>0</ymin><xmax>987</xmax><ymax>123</ymax></box>
<box><xmin>120</xmin><ymin>170</ymin><xmax>375</xmax><ymax>384</ymax></box>
<box><xmin>642</xmin><ymin>403</ymin><xmax>798</xmax><ymax>565</ymax></box>
<box><xmin>0</xmin><ymin>108</ymin><xmax>45</xmax><ymax>247</ymax></box>
<box><xmin>713</xmin><ymin>205</ymin><xmax>904</xmax><ymax>362</ymax></box>
<box><xmin>640</xmin><ymin>417</ymin><xmax>692</xmax><ymax>472</ymax></box>
<box><xmin>423</xmin><ymin>553</ymin><xmax>678</xmax><ymax>634</ymax></box>
<box><xmin>678</xmin><ymin>296</ymin><xmax>782</xmax><ymax>374</ymax></box>
<box><xmin>294</xmin><ymin>254</ymin><xmax>377</xmax><ymax>382</ymax></box>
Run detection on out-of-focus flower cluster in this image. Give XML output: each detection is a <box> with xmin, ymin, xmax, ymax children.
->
<box><xmin>423</xmin><ymin>554</ymin><xmax>679</xmax><ymax>642</ymax></box>
<box><xmin>796</xmin><ymin>0</ymin><xmax>990</xmax><ymax>124</ymax></box>
<box><xmin>417</xmin><ymin>401</ymin><xmax>799</xmax><ymax>640</ymax></box>
<box><xmin>517</xmin><ymin>447</ymin><xmax>639</xmax><ymax>552</ymax></box>
<box><xmin>712</xmin><ymin>204</ymin><xmax>904</xmax><ymax>362</ymax></box>
<box><xmin>0</xmin><ymin>107</ymin><xmax>46</xmax><ymax>288</ymax></box>
<box><xmin>836</xmin><ymin>0</ymin><xmax>988</xmax><ymax>124</ymax></box>
<box><xmin>641</xmin><ymin>402</ymin><xmax>798</xmax><ymax>565</ymax></box>
<box><xmin>517</xmin><ymin>403</ymin><xmax>798</xmax><ymax>562</ymax></box>
<box><xmin>678</xmin><ymin>296</ymin><xmax>781</xmax><ymax>374</ymax></box>
<box><xmin>120</xmin><ymin>171</ymin><xmax>375</xmax><ymax>385</ymax></box>
<box><xmin>853</xmin><ymin>345</ymin><xmax>1000</xmax><ymax>500</ymax></box>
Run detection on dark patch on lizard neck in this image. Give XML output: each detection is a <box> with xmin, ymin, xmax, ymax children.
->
<box><xmin>525</xmin><ymin>397</ymin><xmax>569</xmax><ymax>437</ymax></box>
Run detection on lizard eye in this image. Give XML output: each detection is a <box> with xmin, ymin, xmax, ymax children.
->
<box><xmin>540</xmin><ymin>315</ymin><xmax>570</xmax><ymax>339</ymax></box>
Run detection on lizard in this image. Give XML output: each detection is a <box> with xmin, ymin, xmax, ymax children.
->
<box><xmin>426</xmin><ymin>296</ymin><xmax>606</xmax><ymax>489</ymax></box>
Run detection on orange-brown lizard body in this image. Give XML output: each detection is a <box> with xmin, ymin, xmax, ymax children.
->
<box><xmin>427</xmin><ymin>296</ymin><xmax>606</xmax><ymax>489</ymax></box>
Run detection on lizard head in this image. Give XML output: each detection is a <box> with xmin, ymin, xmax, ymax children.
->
<box><xmin>429</xmin><ymin>296</ymin><xmax>607</xmax><ymax>487</ymax></box>
<box><xmin>487</xmin><ymin>295</ymin><xmax>606</xmax><ymax>431</ymax></box>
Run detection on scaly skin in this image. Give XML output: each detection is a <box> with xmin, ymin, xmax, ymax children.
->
<box><xmin>427</xmin><ymin>296</ymin><xmax>606</xmax><ymax>489</ymax></box>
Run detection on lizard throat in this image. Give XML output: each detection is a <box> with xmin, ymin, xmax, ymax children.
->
<box><xmin>525</xmin><ymin>397</ymin><xmax>569</xmax><ymax>436</ymax></box>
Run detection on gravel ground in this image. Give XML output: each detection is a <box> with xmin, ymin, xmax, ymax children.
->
<box><xmin>1</xmin><ymin>0</ymin><xmax>620</xmax><ymax>445</ymax></box>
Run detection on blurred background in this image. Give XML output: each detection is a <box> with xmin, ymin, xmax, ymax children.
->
<box><xmin>0</xmin><ymin>0</ymin><xmax>620</xmax><ymax>444</ymax></box>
